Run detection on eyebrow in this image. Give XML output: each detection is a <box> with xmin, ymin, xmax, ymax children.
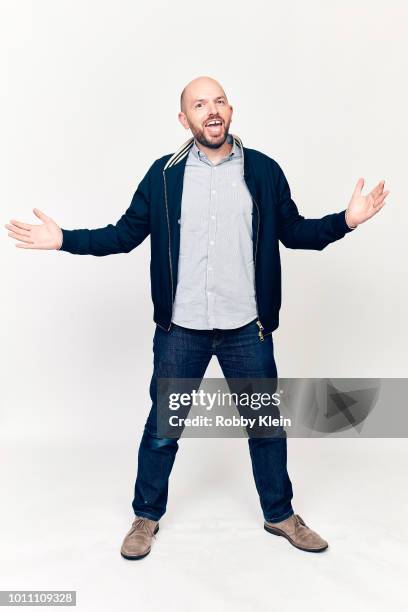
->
<box><xmin>192</xmin><ymin>95</ymin><xmax>226</xmax><ymax>104</ymax></box>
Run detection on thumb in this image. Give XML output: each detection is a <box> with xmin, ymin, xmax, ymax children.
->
<box><xmin>353</xmin><ymin>177</ymin><xmax>364</xmax><ymax>196</ymax></box>
<box><xmin>33</xmin><ymin>208</ymin><xmax>50</xmax><ymax>223</ymax></box>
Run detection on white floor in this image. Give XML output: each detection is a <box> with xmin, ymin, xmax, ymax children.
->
<box><xmin>1</xmin><ymin>436</ymin><xmax>406</xmax><ymax>611</ymax></box>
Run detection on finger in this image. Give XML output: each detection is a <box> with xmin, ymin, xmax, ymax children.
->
<box><xmin>371</xmin><ymin>181</ymin><xmax>385</xmax><ymax>198</ymax></box>
<box><xmin>33</xmin><ymin>208</ymin><xmax>50</xmax><ymax>222</ymax></box>
<box><xmin>5</xmin><ymin>223</ymin><xmax>31</xmax><ymax>237</ymax></box>
<box><xmin>374</xmin><ymin>190</ymin><xmax>390</xmax><ymax>207</ymax></box>
<box><xmin>372</xmin><ymin>201</ymin><xmax>386</xmax><ymax>215</ymax></box>
<box><xmin>8</xmin><ymin>231</ymin><xmax>34</xmax><ymax>244</ymax></box>
<box><xmin>9</xmin><ymin>219</ymin><xmax>33</xmax><ymax>231</ymax></box>
<box><xmin>370</xmin><ymin>180</ymin><xmax>385</xmax><ymax>198</ymax></box>
<box><xmin>15</xmin><ymin>242</ymin><xmax>37</xmax><ymax>249</ymax></box>
<box><xmin>353</xmin><ymin>177</ymin><xmax>364</xmax><ymax>196</ymax></box>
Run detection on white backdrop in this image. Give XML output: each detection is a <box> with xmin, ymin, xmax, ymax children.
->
<box><xmin>1</xmin><ymin>1</ymin><xmax>407</xmax><ymax>610</ymax></box>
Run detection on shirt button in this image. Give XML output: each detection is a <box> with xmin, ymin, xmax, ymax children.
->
<box><xmin>212</xmin><ymin>190</ymin><xmax>216</xmax><ymax>196</ymax></box>
<box><xmin>210</xmin><ymin>241</ymin><xmax>214</xmax><ymax>245</ymax></box>
<box><xmin>211</xmin><ymin>215</ymin><xmax>215</xmax><ymax>220</ymax></box>
<box><xmin>208</xmin><ymin>266</ymin><xmax>213</xmax><ymax>271</ymax></box>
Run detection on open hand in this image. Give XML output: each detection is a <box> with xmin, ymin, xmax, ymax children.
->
<box><xmin>346</xmin><ymin>178</ymin><xmax>390</xmax><ymax>228</ymax></box>
<box><xmin>4</xmin><ymin>208</ymin><xmax>63</xmax><ymax>250</ymax></box>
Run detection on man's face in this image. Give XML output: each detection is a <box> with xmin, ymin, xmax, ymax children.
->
<box><xmin>178</xmin><ymin>81</ymin><xmax>233</xmax><ymax>149</ymax></box>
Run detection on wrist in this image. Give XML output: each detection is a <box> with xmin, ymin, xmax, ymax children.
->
<box><xmin>56</xmin><ymin>228</ymin><xmax>63</xmax><ymax>250</ymax></box>
<box><xmin>345</xmin><ymin>209</ymin><xmax>358</xmax><ymax>230</ymax></box>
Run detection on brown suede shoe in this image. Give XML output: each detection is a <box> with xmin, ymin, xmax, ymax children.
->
<box><xmin>120</xmin><ymin>515</ymin><xmax>159</xmax><ymax>560</ymax></box>
<box><xmin>264</xmin><ymin>513</ymin><xmax>328</xmax><ymax>552</ymax></box>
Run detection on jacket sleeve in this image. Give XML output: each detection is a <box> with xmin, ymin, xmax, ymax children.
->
<box><xmin>274</xmin><ymin>161</ymin><xmax>355</xmax><ymax>251</ymax></box>
<box><xmin>58</xmin><ymin>162</ymin><xmax>153</xmax><ymax>256</ymax></box>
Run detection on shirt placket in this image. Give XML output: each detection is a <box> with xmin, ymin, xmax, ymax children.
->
<box><xmin>206</xmin><ymin>162</ymin><xmax>218</xmax><ymax>327</ymax></box>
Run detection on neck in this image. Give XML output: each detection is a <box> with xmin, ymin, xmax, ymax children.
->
<box><xmin>195</xmin><ymin>137</ymin><xmax>233</xmax><ymax>164</ymax></box>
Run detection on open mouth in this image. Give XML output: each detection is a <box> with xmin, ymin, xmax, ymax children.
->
<box><xmin>204</xmin><ymin>119</ymin><xmax>223</xmax><ymax>136</ymax></box>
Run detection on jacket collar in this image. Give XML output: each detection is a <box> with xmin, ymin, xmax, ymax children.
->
<box><xmin>163</xmin><ymin>133</ymin><xmax>256</xmax><ymax>211</ymax></box>
<box><xmin>163</xmin><ymin>133</ymin><xmax>245</xmax><ymax>172</ymax></box>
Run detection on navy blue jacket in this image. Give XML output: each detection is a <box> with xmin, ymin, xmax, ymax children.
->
<box><xmin>60</xmin><ymin>135</ymin><xmax>354</xmax><ymax>336</ymax></box>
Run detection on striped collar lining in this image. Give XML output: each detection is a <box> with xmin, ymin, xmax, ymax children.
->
<box><xmin>163</xmin><ymin>133</ymin><xmax>243</xmax><ymax>171</ymax></box>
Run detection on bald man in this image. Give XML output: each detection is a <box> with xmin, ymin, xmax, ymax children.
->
<box><xmin>5</xmin><ymin>76</ymin><xmax>388</xmax><ymax>559</ymax></box>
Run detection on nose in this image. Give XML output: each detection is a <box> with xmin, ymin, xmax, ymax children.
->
<box><xmin>207</xmin><ymin>100</ymin><xmax>218</xmax><ymax>116</ymax></box>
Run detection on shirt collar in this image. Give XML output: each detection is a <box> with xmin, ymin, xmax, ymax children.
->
<box><xmin>191</xmin><ymin>132</ymin><xmax>240</xmax><ymax>163</ymax></box>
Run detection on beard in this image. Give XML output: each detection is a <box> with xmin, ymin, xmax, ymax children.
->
<box><xmin>192</xmin><ymin>120</ymin><xmax>231</xmax><ymax>149</ymax></box>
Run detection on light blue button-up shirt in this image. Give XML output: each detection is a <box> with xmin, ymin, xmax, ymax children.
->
<box><xmin>171</xmin><ymin>133</ymin><xmax>258</xmax><ymax>330</ymax></box>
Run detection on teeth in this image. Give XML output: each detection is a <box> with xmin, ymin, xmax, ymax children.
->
<box><xmin>206</xmin><ymin>121</ymin><xmax>222</xmax><ymax>126</ymax></box>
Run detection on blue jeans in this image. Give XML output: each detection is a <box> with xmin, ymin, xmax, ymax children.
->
<box><xmin>132</xmin><ymin>318</ymin><xmax>294</xmax><ymax>523</ymax></box>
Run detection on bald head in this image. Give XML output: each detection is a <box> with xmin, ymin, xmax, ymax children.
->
<box><xmin>178</xmin><ymin>76</ymin><xmax>233</xmax><ymax>150</ymax></box>
<box><xmin>180</xmin><ymin>76</ymin><xmax>228</xmax><ymax>112</ymax></box>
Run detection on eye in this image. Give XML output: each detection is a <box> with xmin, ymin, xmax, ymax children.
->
<box><xmin>217</xmin><ymin>99</ymin><xmax>225</xmax><ymax>104</ymax></box>
<box><xmin>195</xmin><ymin>102</ymin><xmax>203</xmax><ymax>109</ymax></box>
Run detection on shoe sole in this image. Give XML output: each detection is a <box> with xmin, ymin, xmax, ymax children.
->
<box><xmin>264</xmin><ymin>523</ymin><xmax>328</xmax><ymax>553</ymax></box>
<box><xmin>121</xmin><ymin>524</ymin><xmax>160</xmax><ymax>560</ymax></box>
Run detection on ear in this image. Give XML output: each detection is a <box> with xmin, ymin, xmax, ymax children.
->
<box><xmin>178</xmin><ymin>111</ymin><xmax>190</xmax><ymax>130</ymax></box>
<box><xmin>229</xmin><ymin>104</ymin><xmax>233</xmax><ymax>123</ymax></box>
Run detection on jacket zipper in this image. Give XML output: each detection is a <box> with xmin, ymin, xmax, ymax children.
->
<box><xmin>251</xmin><ymin>195</ymin><xmax>264</xmax><ymax>341</ymax></box>
<box><xmin>256</xmin><ymin>319</ymin><xmax>264</xmax><ymax>341</ymax></box>
<box><xmin>162</xmin><ymin>170</ymin><xmax>174</xmax><ymax>332</ymax></box>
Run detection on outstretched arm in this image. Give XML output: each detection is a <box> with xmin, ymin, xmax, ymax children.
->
<box><xmin>275</xmin><ymin>162</ymin><xmax>389</xmax><ymax>251</ymax></box>
<box><xmin>4</xmin><ymin>164</ymin><xmax>152</xmax><ymax>255</ymax></box>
